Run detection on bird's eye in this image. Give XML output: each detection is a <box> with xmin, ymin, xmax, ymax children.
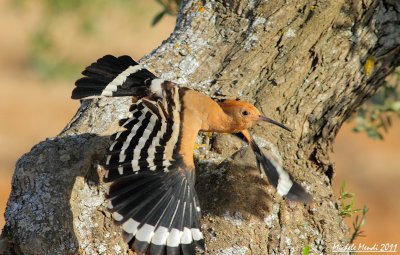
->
<box><xmin>242</xmin><ymin>110</ymin><xmax>249</xmax><ymax>116</ymax></box>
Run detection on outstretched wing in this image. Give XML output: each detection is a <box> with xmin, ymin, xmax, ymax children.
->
<box><xmin>71</xmin><ymin>55</ymin><xmax>164</xmax><ymax>99</ymax></box>
<box><xmin>105</xmin><ymin>88</ymin><xmax>204</xmax><ymax>254</ymax></box>
<box><xmin>72</xmin><ymin>55</ymin><xmax>204</xmax><ymax>254</ymax></box>
<box><xmin>239</xmin><ymin>130</ymin><xmax>312</xmax><ymax>203</ymax></box>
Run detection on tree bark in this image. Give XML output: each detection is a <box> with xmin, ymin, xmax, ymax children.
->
<box><xmin>2</xmin><ymin>0</ymin><xmax>400</xmax><ymax>254</ymax></box>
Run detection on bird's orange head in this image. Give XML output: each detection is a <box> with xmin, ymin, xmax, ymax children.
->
<box><xmin>218</xmin><ymin>99</ymin><xmax>292</xmax><ymax>132</ymax></box>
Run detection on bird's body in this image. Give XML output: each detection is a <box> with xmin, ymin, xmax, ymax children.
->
<box><xmin>72</xmin><ymin>55</ymin><xmax>312</xmax><ymax>255</ymax></box>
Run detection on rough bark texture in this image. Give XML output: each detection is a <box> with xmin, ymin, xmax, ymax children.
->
<box><xmin>2</xmin><ymin>0</ymin><xmax>400</xmax><ymax>254</ymax></box>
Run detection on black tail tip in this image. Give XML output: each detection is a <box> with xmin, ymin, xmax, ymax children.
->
<box><xmin>194</xmin><ymin>239</ymin><xmax>206</xmax><ymax>252</ymax></box>
<box><xmin>284</xmin><ymin>182</ymin><xmax>313</xmax><ymax>203</ymax></box>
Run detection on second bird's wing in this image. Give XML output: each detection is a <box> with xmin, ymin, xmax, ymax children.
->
<box><xmin>239</xmin><ymin>130</ymin><xmax>312</xmax><ymax>203</ymax></box>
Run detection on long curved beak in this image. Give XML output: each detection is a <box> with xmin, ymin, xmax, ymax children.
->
<box><xmin>259</xmin><ymin>115</ymin><xmax>292</xmax><ymax>132</ymax></box>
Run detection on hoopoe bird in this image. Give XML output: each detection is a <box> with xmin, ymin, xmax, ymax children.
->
<box><xmin>71</xmin><ymin>55</ymin><xmax>312</xmax><ymax>255</ymax></box>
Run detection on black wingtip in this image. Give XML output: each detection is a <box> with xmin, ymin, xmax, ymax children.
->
<box><xmin>166</xmin><ymin>246</ymin><xmax>180</xmax><ymax>255</ymax></box>
<box><xmin>71</xmin><ymin>54</ymin><xmax>156</xmax><ymax>99</ymax></box>
<box><xmin>122</xmin><ymin>231</ymin><xmax>134</xmax><ymax>243</ymax></box>
<box><xmin>284</xmin><ymin>181</ymin><xmax>313</xmax><ymax>203</ymax></box>
<box><xmin>194</xmin><ymin>239</ymin><xmax>206</xmax><ymax>252</ymax></box>
<box><xmin>150</xmin><ymin>244</ymin><xmax>165</xmax><ymax>255</ymax></box>
<box><xmin>71</xmin><ymin>87</ymin><xmax>102</xmax><ymax>100</ymax></box>
<box><xmin>134</xmin><ymin>239</ymin><xmax>150</xmax><ymax>255</ymax></box>
<box><xmin>181</xmin><ymin>243</ymin><xmax>196</xmax><ymax>255</ymax></box>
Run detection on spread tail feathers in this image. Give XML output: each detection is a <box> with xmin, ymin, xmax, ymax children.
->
<box><xmin>106</xmin><ymin>170</ymin><xmax>204</xmax><ymax>255</ymax></box>
<box><xmin>71</xmin><ymin>55</ymin><xmax>158</xmax><ymax>99</ymax></box>
<box><xmin>238</xmin><ymin>130</ymin><xmax>312</xmax><ymax>203</ymax></box>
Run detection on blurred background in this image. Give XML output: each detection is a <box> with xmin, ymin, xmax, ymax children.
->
<box><xmin>0</xmin><ymin>0</ymin><xmax>399</xmax><ymax>250</ymax></box>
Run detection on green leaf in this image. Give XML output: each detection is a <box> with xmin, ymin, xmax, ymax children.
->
<box><xmin>152</xmin><ymin>10</ymin><xmax>167</xmax><ymax>26</ymax></box>
<box><xmin>341</xmin><ymin>181</ymin><xmax>346</xmax><ymax>192</ymax></box>
<box><xmin>303</xmin><ymin>245</ymin><xmax>311</xmax><ymax>255</ymax></box>
<box><xmin>342</xmin><ymin>193</ymin><xmax>354</xmax><ymax>199</ymax></box>
<box><xmin>350</xmin><ymin>72</ymin><xmax>400</xmax><ymax>139</ymax></box>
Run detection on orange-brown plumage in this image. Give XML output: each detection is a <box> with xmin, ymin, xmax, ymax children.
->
<box><xmin>216</xmin><ymin>99</ymin><xmax>263</xmax><ymax>132</ymax></box>
<box><xmin>178</xmin><ymin>92</ymin><xmax>286</xmax><ymax>169</ymax></box>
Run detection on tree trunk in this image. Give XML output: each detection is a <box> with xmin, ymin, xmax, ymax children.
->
<box><xmin>2</xmin><ymin>0</ymin><xmax>400</xmax><ymax>254</ymax></box>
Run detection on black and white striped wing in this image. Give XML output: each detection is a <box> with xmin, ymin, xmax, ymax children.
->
<box><xmin>250</xmin><ymin>140</ymin><xmax>312</xmax><ymax>202</ymax></box>
<box><xmin>105</xmin><ymin>88</ymin><xmax>204</xmax><ymax>254</ymax></box>
<box><xmin>72</xmin><ymin>54</ymin><xmax>164</xmax><ymax>99</ymax></box>
<box><xmin>236</xmin><ymin>131</ymin><xmax>312</xmax><ymax>203</ymax></box>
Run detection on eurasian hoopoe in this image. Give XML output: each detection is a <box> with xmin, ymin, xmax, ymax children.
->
<box><xmin>71</xmin><ymin>55</ymin><xmax>312</xmax><ymax>255</ymax></box>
